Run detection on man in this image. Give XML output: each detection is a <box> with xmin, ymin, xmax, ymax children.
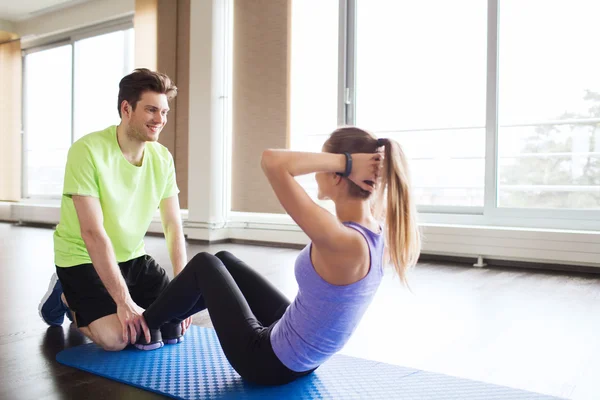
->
<box><xmin>38</xmin><ymin>68</ymin><xmax>191</xmax><ymax>351</ymax></box>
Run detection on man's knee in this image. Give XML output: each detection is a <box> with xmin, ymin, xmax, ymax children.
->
<box><xmin>86</xmin><ymin>316</ymin><xmax>128</xmax><ymax>351</ymax></box>
<box><xmin>95</xmin><ymin>331</ymin><xmax>128</xmax><ymax>351</ymax></box>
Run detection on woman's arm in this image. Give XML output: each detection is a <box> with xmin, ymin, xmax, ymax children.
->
<box><xmin>261</xmin><ymin>150</ymin><xmax>379</xmax><ymax>251</ymax></box>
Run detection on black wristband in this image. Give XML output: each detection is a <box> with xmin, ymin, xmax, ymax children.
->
<box><xmin>336</xmin><ymin>152</ymin><xmax>352</xmax><ymax>177</ymax></box>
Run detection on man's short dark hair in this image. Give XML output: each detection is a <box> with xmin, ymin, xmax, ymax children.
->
<box><xmin>117</xmin><ymin>68</ymin><xmax>177</xmax><ymax>117</ymax></box>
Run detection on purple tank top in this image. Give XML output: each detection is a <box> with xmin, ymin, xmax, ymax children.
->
<box><xmin>270</xmin><ymin>221</ymin><xmax>385</xmax><ymax>372</ymax></box>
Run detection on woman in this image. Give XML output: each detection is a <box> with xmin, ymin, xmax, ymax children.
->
<box><xmin>137</xmin><ymin>126</ymin><xmax>421</xmax><ymax>386</ymax></box>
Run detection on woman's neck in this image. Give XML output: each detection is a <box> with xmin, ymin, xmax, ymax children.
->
<box><xmin>334</xmin><ymin>198</ymin><xmax>379</xmax><ymax>231</ymax></box>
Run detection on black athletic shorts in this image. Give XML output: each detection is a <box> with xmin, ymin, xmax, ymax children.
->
<box><xmin>56</xmin><ymin>255</ymin><xmax>170</xmax><ymax>328</ymax></box>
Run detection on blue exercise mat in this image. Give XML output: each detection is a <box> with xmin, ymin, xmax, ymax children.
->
<box><xmin>56</xmin><ymin>325</ymin><xmax>562</xmax><ymax>400</ymax></box>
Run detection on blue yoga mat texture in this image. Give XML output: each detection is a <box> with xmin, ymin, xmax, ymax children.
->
<box><xmin>56</xmin><ymin>325</ymin><xmax>562</xmax><ymax>400</ymax></box>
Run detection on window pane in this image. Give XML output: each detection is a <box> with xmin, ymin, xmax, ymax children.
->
<box><xmin>394</xmin><ymin>129</ymin><xmax>486</xmax><ymax>207</ymax></box>
<box><xmin>498</xmin><ymin>124</ymin><xmax>600</xmax><ymax>209</ymax></box>
<box><xmin>24</xmin><ymin>45</ymin><xmax>73</xmax><ymax>197</ymax></box>
<box><xmin>74</xmin><ymin>30</ymin><xmax>131</xmax><ymax>141</ymax></box>
<box><xmin>498</xmin><ymin>0</ymin><xmax>600</xmax><ymax>209</ymax></box>
<box><xmin>355</xmin><ymin>0</ymin><xmax>487</xmax><ymax>207</ymax></box>
<box><xmin>290</xmin><ymin>0</ymin><xmax>339</xmax><ymax>204</ymax></box>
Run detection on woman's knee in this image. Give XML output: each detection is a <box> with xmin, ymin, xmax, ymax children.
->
<box><xmin>214</xmin><ymin>250</ymin><xmax>234</xmax><ymax>261</ymax></box>
<box><xmin>186</xmin><ymin>252</ymin><xmax>224</xmax><ymax>279</ymax></box>
<box><xmin>190</xmin><ymin>252</ymin><xmax>222</xmax><ymax>269</ymax></box>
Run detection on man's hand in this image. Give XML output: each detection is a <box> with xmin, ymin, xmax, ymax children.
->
<box><xmin>181</xmin><ymin>316</ymin><xmax>192</xmax><ymax>335</ymax></box>
<box><xmin>117</xmin><ymin>299</ymin><xmax>150</xmax><ymax>344</ymax></box>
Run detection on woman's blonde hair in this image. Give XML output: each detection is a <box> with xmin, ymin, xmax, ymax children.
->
<box><xmin>323</xmin><ymin>127</ymin><xmax>421</xmax><ymax>281</ymax></box>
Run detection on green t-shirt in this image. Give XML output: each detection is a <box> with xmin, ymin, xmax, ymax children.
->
<box><xmin>53</xmin><ymin>125</ymin><xmax>179</xmax><ymax>267</ymax></box>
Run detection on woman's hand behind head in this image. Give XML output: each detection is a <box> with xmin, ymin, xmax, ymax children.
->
<box><xmin>348</xmin><ymin>153</ymin><xmax>384</xmax><ymax>192</ymax></box>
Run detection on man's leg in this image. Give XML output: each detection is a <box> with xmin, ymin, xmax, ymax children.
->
<box><xmin>54</xmin><ymin>263</ymin><xmax>131</xmax><ymax>351</ymax></box>
<box><xmin>39</xmin><ymin>273</ymin><xmax>72</xmax><ymax>326</ymax></box>
<box><xmin>80</xmin><ymin>315</ymin><xmax>128</xmax><ymax>351</ymax></box>
<box><xmin>125</xmin><ymin>255</ymin><xmax>171</xmax><ymax>310</ymax></box>
<box><xmin>58</xmin><ymin>293</ymin><xmax>126</xmax><ymax>351</ymax></box>
<box><xmin>60</xmin><ymin>293</ymin><xmax>74</xmax><ymax>322</ymax></box>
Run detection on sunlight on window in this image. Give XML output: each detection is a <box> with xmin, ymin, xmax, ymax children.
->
<box><xmin>74</xmin><ymin>29</ymin><xmax>134</xmax><ymax>141</ymax></box>
<box><xmin>355</xmin><ymin>0</ymin><xmax>487</xmax><ymax>207</ymax></box>
<box><xmin>498</xmin><ymin>0</ymin><xmax>600</xmax><ymax>209</ymax></box>
<box><xmin>24</xmin><ymin>45</ymin><xmax>73</xmax><ymax>197</ymax></box>
<box><xmin>290</xmin><ymin>0</ymin><xmax>339</xmax><ymax>207</ymax></box>
<box><xmin>23</xmin><ymin>28</ymin><xmax>135</xmax><ymax>198</ymax></box>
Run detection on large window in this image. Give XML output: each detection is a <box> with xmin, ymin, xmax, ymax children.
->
<box><xmin>497</xmin><ymin>0</ymin><xmax>600</xmax><ymax>210</ymax></box>
<box><xmin>289</xmin><ymin>0</ymin><xmax>600</xmax><ymax>229</ymax></box>
<box><xmin>355</xmin><ymin>0</ymin><xmax>487</xmax><ymax>207</ymax></box>
<box><xmin>23</xmin><ymin>26</ymin><xmax>134</xmax><ymax>198</ymax></box>
<box><xmin>23</xmin><ymin>45</ymin><xmax>73</xmax><ymax>198</ymax></box>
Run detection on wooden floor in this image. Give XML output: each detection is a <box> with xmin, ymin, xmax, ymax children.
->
<box><xmin>1</xmin><ymin>222</ymin><xmax>599</xmax><ymax>400</ymax></box>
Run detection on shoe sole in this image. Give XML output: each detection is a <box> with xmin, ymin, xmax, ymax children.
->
<box><xmin>135</xmin><ymin>342</ymin><xmax>164</xmax><ymax>351</ymax></box>
<box><xmin>38</xmin><ymin>273</ymin><xmax>61</xmax><ymax>326</ymax></box>
<box><xmin>164</xmin><ymin>336</ymin><xmax>184</xmax><ymax>345</ymax></box>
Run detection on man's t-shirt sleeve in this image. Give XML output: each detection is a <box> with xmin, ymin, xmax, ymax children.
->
<box><xmin>162</xmin><ymin>152</ymin><xmax>180</xmax><ymax>199</ymax></box>
<box><xmin>63</xmin><ymin>142</ymin><xmax>100</xmax><ymax>198</ymax></box>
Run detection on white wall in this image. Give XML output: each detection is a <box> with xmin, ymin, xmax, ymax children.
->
<box><xmin>15</xmin><ymin>0</ymin><xmax>134</xmax><ymax>41</ymax></box>
<box><xmin>0</xmin><ymin>19</ymin><xmax>15</xmax><ymax>32</ymax></box>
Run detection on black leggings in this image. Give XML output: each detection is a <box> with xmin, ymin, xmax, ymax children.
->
<box><xmin>142</xmin><ymin>251</ymin><xmax>315</xmax><ymax>385</ymax></box>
